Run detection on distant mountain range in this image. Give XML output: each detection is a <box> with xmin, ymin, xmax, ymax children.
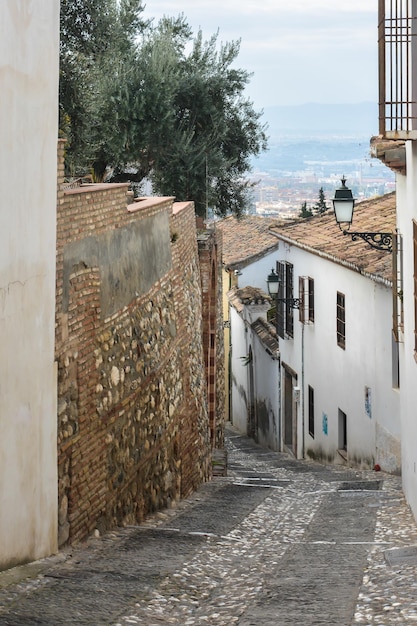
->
<box><xmin>262</xmin><ymin>102</ymin><xmax>378</xmax><ymax>136</ymax></box>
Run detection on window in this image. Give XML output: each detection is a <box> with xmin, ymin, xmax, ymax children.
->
<box><xmin>308</xmin><ymin>278</ymin><xmax>315</xmax><ymax>322</ymax></box>
<box><xmin>336</xmin><ymin>292</ymin><xmax>345</xmax><ymax>349</ymax></box>
<box><xmin>285</xmin><ymin>263</ymin><xmax>294</xmax><ymax>338</ymax></box>
<box><xmin>308</xmin><ymin>385</ymin><xmax>315</xmax><ymax>438</ymax></box>
<box><xmin>276</xmin><ymin>262</ymin><xmax>285</xmax><ymax>339</ymax></box>
<box><xmin>276</xmin><ymin>261</ymin><xmax>295</xmax><ymax>339</ymax></box>
<box><xmin>338</xmin><ymin>409</ymin><xmax>347</xmax><ymax>451</ymax></box>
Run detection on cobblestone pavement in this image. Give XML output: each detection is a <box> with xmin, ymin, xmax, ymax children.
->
<box><xmin>1</xmin><ymin>425</ymin><xmax>417</xmax><ymax>625</ymax></box>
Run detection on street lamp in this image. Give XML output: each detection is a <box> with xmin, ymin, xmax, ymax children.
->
<box><xmin>332</xmin><ymin>177</ymin><xmax>393</xmax><ymax>253</ymax></box>
<box><xmin>266</xmin><ymin>268</ymin><xmax>300</xmax><ymax>309</ymax></box>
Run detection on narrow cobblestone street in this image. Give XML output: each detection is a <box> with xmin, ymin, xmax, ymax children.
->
<box><xmin>1</xmin><ymin>425</ymin><xmax>417</xmax><ymax>625</ymax></box>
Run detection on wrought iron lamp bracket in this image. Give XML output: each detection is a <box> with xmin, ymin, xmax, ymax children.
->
<box><xmin>277</xmin><ymin>298</ymin><xmax>300</xmax><ymax>309</ymax></box>
<box><xmin>341</xmin><ymin>229</ymin><xmax>393</xmax><ymax>253</ymax></box>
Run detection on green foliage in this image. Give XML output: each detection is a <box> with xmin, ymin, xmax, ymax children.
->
<box><xmin>59</xmin><ymin>4</ymin><xmax>268</xmax><ymax>216</ymax></box>
<box><xmin>299</xmin><ymin>201</ymin><xmax>313</xmax><ymax>218</ymax></box>
<box><xmin>59</xmin><ymin>0</ymin><xmax>147</xmax><ymax>175</ymax></box>
<box><xmin>314</xmin><ymin>187</ymin><xmax>328</xmax><ymax>215</ymax></box>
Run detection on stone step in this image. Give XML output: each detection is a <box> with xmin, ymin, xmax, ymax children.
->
<box><xmin>212</xmin><ymin>448</ymin><xmax>227</xmax><ymax>477</ymax></box>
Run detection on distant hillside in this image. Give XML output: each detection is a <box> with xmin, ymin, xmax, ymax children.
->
<box><xmin>262</xmin><ymin>102</ymin><xmax>378</xmax><ymax>136</ymax></box>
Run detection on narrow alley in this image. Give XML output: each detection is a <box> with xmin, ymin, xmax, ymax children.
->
<box><xmin>1</xmin><ymin>425</ymin><xmax>417</xmax><ymax>626</ymax></box>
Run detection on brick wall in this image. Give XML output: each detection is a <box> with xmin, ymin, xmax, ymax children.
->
<box><xmin>56</xmin><ymin>142</ymin><xmax>214</xmax><ymax>545</ymax></box>
<box><xmin>198</xmin><ymin>228</ymin><xmax>225</xmax><ymax>449</ymax></box>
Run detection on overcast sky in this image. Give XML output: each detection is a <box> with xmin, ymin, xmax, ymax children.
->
<box><xmin>142</xmin><ymin>0</ymin><xmax>378</xmax><ymax>110</ymax></box>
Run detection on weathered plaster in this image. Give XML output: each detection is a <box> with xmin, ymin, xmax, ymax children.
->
<box><xmin>0</xmin><ymin>1</ymin><xmax>59</xmax><ymax>570</ymax></box>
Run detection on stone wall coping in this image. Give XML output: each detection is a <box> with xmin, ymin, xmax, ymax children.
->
<box><xmin>128</xmin><ymin>196</ymin><xmax>175</xmax><ymax>213</ymax></box>
<box><xmin>172</xmin><ymin>201</ymin><xmax>193</xmax><ymax>215</ymax></box>
<box><xmin>64</xmin><ymin>182</ymin><xmax>130</xmax><ymax>195</ymax></box>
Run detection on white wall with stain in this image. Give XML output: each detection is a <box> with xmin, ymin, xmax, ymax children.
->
<box><xmin>0</xmin><ymin>1</ymin><xmax>59</xmax><ymax>569</ymax></box>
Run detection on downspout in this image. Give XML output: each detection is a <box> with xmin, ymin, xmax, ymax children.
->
<box><xmin>228</xmin><ymin>270</ymin><xmax>232</xmax><ymax>424</ymax></box>
<box><xmin>301</xmin><ymin>322</ymin><xmax>305</xmax><ymax>459</ymax></box>
<box><xmin>278</xmin><ymin>355</ymin><xmax>282</xmax><ymax>451</ymax></box>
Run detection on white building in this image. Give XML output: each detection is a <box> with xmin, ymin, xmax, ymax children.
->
<box><xmin>217</xmin><ymin>215</ymin><xmax>283</xmax><ymax>424</ymax></box>
<box><xmin>0</xmin><ymin>2</ymin><xmax>60</xmax><ymax>569</ymax></box>
<box><xmin>268</xmin><ymin>194</ymin><xmax>400</xmax><ymax>470</ymax></box>
<box><xmin>372</xmin><ymin>0</ymin><xmax>417</xmax><ymax>519</ymax></box>
<box><xmin>228</xmin><ymin>286</ymin><xmax>280</xmax><ymax>450</ymax></box>
<box><xmin>221</xmin><ymin>197</ymin><xmax>400</xmax><ymax>471</ymax></box>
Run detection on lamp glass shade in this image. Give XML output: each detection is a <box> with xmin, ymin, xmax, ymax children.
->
<box><xmin>333</xmin><ymin>198</ymin><xmax>354</xmax><ymax>225</ymax></box>
<box><xmin>266</xmin><ymin>270</ymin><xmax>279</xmax><ymax>295</ymax></box>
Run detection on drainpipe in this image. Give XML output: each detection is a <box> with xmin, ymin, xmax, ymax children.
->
<box><xmin>277</xmin><ymin>355</ymin><xmax>281</xmax><ymax>451</ymax></box>
<box><xmin>301</xmin><ymin>322</ymin><xmax>305</xmax><ymax>459</ymax></box>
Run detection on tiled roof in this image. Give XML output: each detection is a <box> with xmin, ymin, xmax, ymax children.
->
<box><xmin>251</xmin><ymin>318</ymin><xmax>280</xmax><ymax>359</ymax></box>
<box><xmin>216</xmin><ymin>215</ymin><xmax>284</xmax><ymax>268</ymax></box>
<box><xmin>227</xmin><ymin>286</ymin><xmax>271</xmax><ymax>313</ymax></box>
<box><xmin>269</xmin><ymin>192</ymin><xmax>396</xmax><ymax>284</ymax></box>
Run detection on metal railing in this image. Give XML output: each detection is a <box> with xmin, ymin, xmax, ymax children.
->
<box><xmin>379</xmin><ymin>0</ymin><xmax>417</xmax><ymax>137</ymax></box>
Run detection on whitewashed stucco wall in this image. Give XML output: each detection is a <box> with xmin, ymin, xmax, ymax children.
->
<box><xmin>274</xmin><ymin>241</ymin><xmax>400</xmax><ymax>469</ymax></box>
<box><xmin>0</xmin><ymin>2</ymin><xmax>59</xmax><ymax>569</ymax></box>
<box><xmin>237</xmin><ymin>249</ymin><xmax>279</xmax><ymax>291</ymax></box>
<box><xmin>395</xmin><ymin>141</ymin><xmax>417</xmax><ymax>517</ymax></box>
<box><xmin>230</xmin><ymin>306</ymin><xmax>250</xmax><ymax>435</ymax></box>
<box><xmin>251</xmin><ymin>338</ymin><xmax>280</xmax><ymax>450</ymax></box>
<box><xmin>229</xmin><ymin>301</ymin><xmax>277</xmax><ymax>444</ymax></box>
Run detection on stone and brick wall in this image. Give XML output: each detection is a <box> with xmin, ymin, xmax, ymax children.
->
<box><xmin>56</xmin><ymin>142</ymin><xmax>217</xmax><ymax>545</ymax></box>
<box><xmin>198</xmin><ymin>228</ymin><xmax>225</xmax><ymax>449</ymax></box>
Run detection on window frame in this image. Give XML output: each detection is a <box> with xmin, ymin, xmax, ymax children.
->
<box><xmin>275</xmin><ymin>261</ymin><xmax>295</xmax><ymax>339</ymax></box>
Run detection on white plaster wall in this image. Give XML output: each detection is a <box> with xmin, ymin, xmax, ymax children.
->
<box><xmin>230</xmin><ymin>307</ymin><xmax>250</xmax><ymax>435</ymax></box>
<box><xmin>252</xmin><ymin>339</ymin><xmax>280</xmax><ymax>451</ymax></box>
<box><xmin>275</xmin><ymin>241</ymin><xmax>400</xmax><ymax>468</ymax></box>
<box><xmin>0</xmin><ymin>2</ymin><xmax>59</xmax><ymax>569</ymax></box>
<box><xmin>238</xmin><ymin>249</ymin><xmax>279</xmax><ymax>291</ymax></box>
<box><xmin>396</xmin><ymin>141</ymin><xmax>417</xmax><ymax>516</ymax></box>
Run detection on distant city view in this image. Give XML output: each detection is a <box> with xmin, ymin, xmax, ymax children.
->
<box><xmin>247</xmin><ymin>103</ymin><xmax>395</xmax><ymax>219</ymax></box>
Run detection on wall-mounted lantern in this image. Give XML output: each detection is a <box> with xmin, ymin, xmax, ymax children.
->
<box><xmin>332</xmin><ymin>177</ymin><xmax>393</xmax><ymax>253</ymax></box>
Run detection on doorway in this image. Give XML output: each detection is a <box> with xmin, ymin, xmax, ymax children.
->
<box><xmin>283</xmin><ymin>364</ymin><xmax>297</xmax><ymax>456</ymax></box>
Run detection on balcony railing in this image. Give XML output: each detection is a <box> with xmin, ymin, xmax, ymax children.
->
<box><xmin>379</xmin><ymin>0</ymin><xmax>417</xmax><ymax>138</ymax></box>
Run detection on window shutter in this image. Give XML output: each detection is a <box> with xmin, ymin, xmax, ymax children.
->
<box><xmin>299</xmin><ymin>276</ymin><xmax>306</xmax><ymax>324</ymax></box>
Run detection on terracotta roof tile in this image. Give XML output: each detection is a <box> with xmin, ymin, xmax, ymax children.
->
<box><xmin>251</xmin><ymin>318</ymin><xmax>280</xmax><ymax>358</ymax></box>
<box><xmin>216</xmin><ymin>215</ymin><xmax>284</xmax><ymax>268</ymax></box>
<box><xmin>269</xmin><ymin>192</ymin><xmax>396</xmax><ymax>283</ymax></box>
<box><xmin>227</xmin><ymin>286</ymin><xmax>271</xmax><ymax>313</ymax></box>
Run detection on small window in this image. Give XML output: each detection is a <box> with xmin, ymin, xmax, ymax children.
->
<box><xmin>308</xmin><ymin>385</ymin><xmax>315</xmax><ymax>438</ymax></box>
<box><xmin>338</xmin><ymin>409</ymin><xmax>347</xmax><ymax>451</ymax></box>
<box><xmin>336</xmin><ymin>292</ymin><xmax>346</xmax><ymax>349</ymax></box>
<box><xmin>308</xmin><ymin>278</ymin><xmax>315</xmax><ymax>323</ymax></box>
<box><xmin>276</xmin><ymin>261</ymin><xmax>295</xmax><ymax>339</ymax></box>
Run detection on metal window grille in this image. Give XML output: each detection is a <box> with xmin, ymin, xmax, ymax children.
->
<box><xmin>276</xmin><ymin>262</ymin><xmax>285</xmax><ymax>339</ymax></box>
<box><xmin>285</xmin><ymin>263</ymin><xmax>294</xmax><ymax>338</ymax></box>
